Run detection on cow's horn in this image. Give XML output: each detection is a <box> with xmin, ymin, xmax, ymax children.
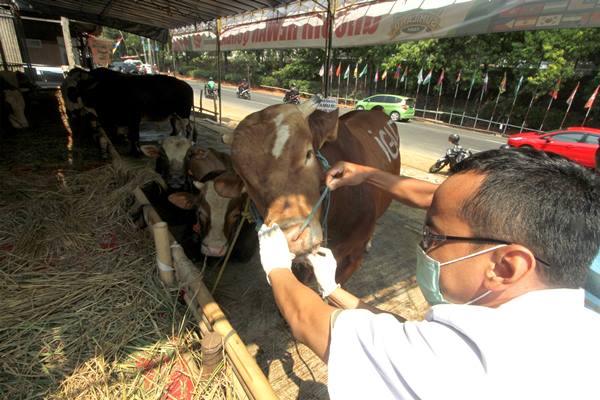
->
<box><xmin>298</xmin><ymin>94</ymin><xmax>323</xmax><ymax>117</ymax></box>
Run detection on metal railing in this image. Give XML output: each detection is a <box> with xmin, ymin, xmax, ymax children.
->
<box><xmin>192</xmin><ymin>89</ymin><xmax>220</xmax><ymax>122</ymax></box>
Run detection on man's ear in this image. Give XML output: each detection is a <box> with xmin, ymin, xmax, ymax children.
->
<box><xmin>140</xmin><ymin>145</ymin><xmax>160</xmax><ymax>158</ymax></box>
<box><xmin>214</xmin><ymin>171</ymin><xmax>245</xmax><ymax>198</ymax></box>
<box><xmin>168</xmin><ymin>192</ymin><xmax>197</xmax><ymax>210</ymax></box>
<box><xmin>484</xmin><ymin>245</ymin><xmax>537</xmax><ymax>290</ymax></box>
<box><xmin>309</xmin><ymin>109</ymin><xmax>339</xmax><ymax>149</ymax></box>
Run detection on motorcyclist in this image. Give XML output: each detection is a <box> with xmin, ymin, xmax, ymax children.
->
<box><xmin>284</xmin><ymin>83</ymin><xmax>300</xmax><ymax>103</ymax></box>
<box><xmin>238</xmin><ymin>78</ymin><xmax>250</xmax><ymax>94</ymax></box>
<box><xmin>429</xmin><ymin>133</ymin><xmax>471</xmax><ymax>173</ymax></box>
<box><xmin>205</xmin><ymin>77</ymin><xmax>216</xmax><ymax>96</ymax></box>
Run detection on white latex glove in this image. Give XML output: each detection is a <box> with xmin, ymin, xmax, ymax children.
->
<box><xmin>306</xmin><ymin>247</ymin><xmax>340</xmax><ymax>297</ymax></box>
<box><xmin>258</xmin><ymin>223</ymin><xmax>295</xmax><ymax>284</ymax></box>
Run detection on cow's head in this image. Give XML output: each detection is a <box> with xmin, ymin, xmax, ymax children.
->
<box><xmin>61</xmin><ymin>68</ymin><xmax>92</xmax><ymax>114</ymax></box>
<box><xmin>169</xmin><ymin>172</ymin><xmax>245</xmax><ymax>257</ymax></box>
<box><xmin>231</xmin><ymin>96</ymin><xmax>338</xmax><ymax>256</ymax></box>
<box><xmin>141</xmin><ymin>136</ymin><xmax>193</xmax><ymax>191</ymax></box>
<box><xmin>4</xmin><ymin>89</ymin><xmax>28</xmax><ymax>129</ymax></box>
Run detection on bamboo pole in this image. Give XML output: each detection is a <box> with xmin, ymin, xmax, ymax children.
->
<box><xmin>152</xmin><ymin>222</ymin><xmax>175</xmax><ymax>286</ymax></box>
<box><xmin>132</xmin><ymin>187</ymin><xmax>278</xmax><ymax>400</ymax></box>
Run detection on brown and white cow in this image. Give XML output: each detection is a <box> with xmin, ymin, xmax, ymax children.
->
<box><xmin>169</xmin><ymin>147</ymin><xmax>257</xmax><ymax>262</ymax></box>
<box><xmin>229</xmin><ymin>96</ymin><xmax>400</xmax><ymax>284</ymax></box>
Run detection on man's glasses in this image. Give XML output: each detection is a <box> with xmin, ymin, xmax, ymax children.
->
<box><xmin>420</xmin><ymin>225</ymin><xmax>508</xmax><ymax>252</ymax></box>
<box><xmin>420</xmin><ymin>225</ymin><xmax>551</xmax><ymax>268</ymax></box>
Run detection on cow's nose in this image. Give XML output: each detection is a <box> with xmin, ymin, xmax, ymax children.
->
<box><xmin>201</xmin><ymin>243</ymin><xmax>227</xmax><ymax>257</ymax></box>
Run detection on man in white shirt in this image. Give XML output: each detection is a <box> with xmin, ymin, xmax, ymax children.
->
<box><xmin>257</xmin><ymin>148</ymin><xmax>600</xmax><ymax>399</ymax></box>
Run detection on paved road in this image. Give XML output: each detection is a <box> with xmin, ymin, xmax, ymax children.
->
<box><xmin>187</xmin><ymin>81</ymin><xmax>507</xmax><ymax>158</ymax></box>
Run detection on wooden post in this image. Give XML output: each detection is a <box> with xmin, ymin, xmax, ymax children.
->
<box><xmin>132</xmin><ymin>187</ymin><xmax>278</xmax><ymax>400</ymax></box>
<box><xmin>152</xmin><ymin>222</ymin><xmax>175</xmax><ymax>286</ymax></box>
<box><xmin>201</xmin><ymin>332</ymin><xmax>224</xmax><ymax>378</ymax></box>
<box><xmin>60</xmin><ymin>17</ymin><xmax>75</xmax><ymax>68</ymax></box>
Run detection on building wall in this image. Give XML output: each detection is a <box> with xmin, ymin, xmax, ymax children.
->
<box><xmin>0</xmin><ymin>8</ymin><xmax>23</xmax><ymax>66</ymax></box>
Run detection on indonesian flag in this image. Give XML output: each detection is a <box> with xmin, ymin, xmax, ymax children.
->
<box><xmin>456</xmin><ymin>70</ymin><xmax>462</xmax><ymax>83</ymax></box>
<box><xmin>566</xmin><ymin>82</ymin><xmax>580</xmax><ymax>106</ymax></box>
<box><xmin>394</xmin><ymin>64</ymin><xmax>401</xmax><ymax>80</ymax></box>
<box><xmin>381</xmin><ymin>69</ymin><xmax>388</xmax><ymax>81</ymax></box>
<box><xmin>549</xmin><ymin>78</ymin><xmax>561</xmax><ymax>100</ymax></box>
<box><xmin>584</xmin><ymin>84</ymin><xmax>600</xmax><ymax>109</ymax></box>
<box><xmin>374</xmin><ymin>68</ymin><xmax>379</xmax><ymax>82</ymax></box>
<box><xmin>436</xmin><ymin>69</ymin><xmax>445</xmax><ymax>86</ymax></box>
<box><xmin>336</xmin><ymin>62</ymin><xmax>342</xmax><ymax>77</ymax></box>
<box><xmin>318</xmin><ymin>64</ymin><xmax>324</xmax><ymax>77</ymax></box>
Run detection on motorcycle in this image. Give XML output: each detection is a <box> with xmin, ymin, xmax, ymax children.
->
<box><xmin>429</xmin><ymin>145</ymin><xmax>473</xmax><ymax>173</ymax></box>
<box><xmin>283</xmin><ymin>92</ymin><xmax>300</xmax><ymax>105</ymax></box>
<box><xmin>237</xmin><ymin>87</ymin><xmax>251</xmax><ymax>100</ymax></box>
<box><xmin>205</xmin><ymin>87</ymin><xmax>218</xmax><ymax>100</ymax></box>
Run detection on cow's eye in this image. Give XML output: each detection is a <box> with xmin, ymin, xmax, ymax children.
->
<box><xmin>305</xmin><ymin>150</ymin><xmax>313</xmax><ymax>164</ymax></box>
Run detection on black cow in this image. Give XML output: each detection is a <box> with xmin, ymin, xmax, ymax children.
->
<box><xmin>64</xmin><ymin>68</ymin><xmax>194</xmax><ymax>155</ymax></box>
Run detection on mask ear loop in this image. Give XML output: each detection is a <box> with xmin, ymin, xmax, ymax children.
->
<box><xmin>439</xmin><ymin>244</ymin><xmax>507</xmax><ymax>305</ymax></box>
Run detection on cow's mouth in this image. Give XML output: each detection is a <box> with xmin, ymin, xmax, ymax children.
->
<box><xmin>275</xmin><ymin>218</ymin><xmax>323</xmax><ymax>257</ymax></box>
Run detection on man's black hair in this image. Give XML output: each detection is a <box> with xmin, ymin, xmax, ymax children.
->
<box><xmin>450</xmin><ymin>148</ymin><xmax>600</xmax><ymax>288</ymax></box>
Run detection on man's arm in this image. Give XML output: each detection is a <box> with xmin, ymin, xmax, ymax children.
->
<box><xmin>326</xmin><ymin>287</ymin><xmax>406</xmax><ymax>322</ymax></box>
<box><xmin>269</xmin><ymin>269</ymin><xmax>336</xmax><ymax>361</ymax></box>
<box><xmin>326</xmin><ymin>161</ymin><xmax>438</xmax><ymax>209</ymax></box>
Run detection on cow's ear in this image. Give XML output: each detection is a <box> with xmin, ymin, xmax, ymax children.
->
<box><xmin>214</xmin><ymin>172</ymin><xmax>245</xmax><ymax>198</ymax></box>
<box><xmin>309</xmin><ymin>109</ymin><xmax>339</xmax><ymax>149</ymax></box>
<box><xmin>168</xmin><ymin>192</ymin><xmax>197</xmax><ymax>210</ymax></box>
<box><xmin>140</xmin><ymin>145</ymin><xmax>160</xmax><ymax>158</ymax></box>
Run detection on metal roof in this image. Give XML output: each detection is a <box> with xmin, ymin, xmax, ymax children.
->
<box><xmin>16</xmin><ymin>0</ymin><xmax>293</xmax><ymax>41</ymax></box>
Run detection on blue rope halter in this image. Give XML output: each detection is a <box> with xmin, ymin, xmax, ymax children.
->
<box><xmin>248</xmin><ymin>150</ymin><xmax>332</xmax><ymax>244</ymax></box>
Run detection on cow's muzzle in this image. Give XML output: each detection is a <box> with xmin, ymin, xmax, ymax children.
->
<box><xmin>201</xmin><ymin>243</ymin><xmax>227</xmax><ymax>257</ymax></box>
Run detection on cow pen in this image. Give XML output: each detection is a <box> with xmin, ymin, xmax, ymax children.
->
<box><xmin>1</xmin><ymin>84</ymin><xmax>437</xmax><ymax>398</ymax></box>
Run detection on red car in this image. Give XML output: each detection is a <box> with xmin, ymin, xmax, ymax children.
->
<box><xmin>507</xmin><ymin>127</ymin><xmax>600</xmax><ymax>169</ymax></box>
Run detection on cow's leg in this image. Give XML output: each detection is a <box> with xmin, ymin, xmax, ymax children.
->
<box><xmin>127</xmin><ymin>117</ymin><xmax>141</xmax><ymax>156</ymax></box>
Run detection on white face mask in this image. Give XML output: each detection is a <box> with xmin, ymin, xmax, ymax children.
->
<box><xmin>416</xmin><ymin>244</ymin><xmax>507</xmax><ymax>305</ymax></box>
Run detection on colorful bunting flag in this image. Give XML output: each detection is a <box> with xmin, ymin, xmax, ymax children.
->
<box><xmin>359</xmin><ymin>64</ymin><xmax>368</xmax><ymax>78</ymax></box>
<box><xmin>584</xmin><ymin>84</ymin><xmax>599</xmax><ymax>109</ymax></box>
<box><xmin>422</xmin><ymin>69</ymin><xmax>433</xmax><ymax>85</ymax></box>
<box><xmin>343</xmin><ymin>64</ymin><xmax>350</xmax><ymax>80</ymax></box>
<box><xmin>499</xmin><ymin>72</ymin><xmax>507</xmax><ymax>94</ymax></box>
<box><xmin>549</xmin><ymin>78</ymin><xmax>561</xmax><ymax>100</ymax></box>
<box><xmin>566</xmin><ymin>82</ymin><xmax>580</xmax><ymax>105</ymax></box>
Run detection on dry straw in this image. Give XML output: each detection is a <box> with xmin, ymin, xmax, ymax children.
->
<box><xmin>0</xmin><ymin>164</ymin><xmax>238</xmax><ymax>399</ymax></box>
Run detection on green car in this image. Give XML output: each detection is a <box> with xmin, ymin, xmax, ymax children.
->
<box><xmin>355</xmin><ymin>94</ymin><xmax>416</xmax><ymax>121</ymax></box>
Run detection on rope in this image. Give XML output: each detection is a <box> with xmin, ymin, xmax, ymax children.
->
<box><xmin>210</xmin><ymin>198</ymin><xmax>251</xmax><ymax>294</ymax></box>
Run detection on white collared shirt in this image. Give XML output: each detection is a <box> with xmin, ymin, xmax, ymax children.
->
<box><xmin>328</xmin><ymin>289</ymin><xmax>600</xmax><ymax>400</ymax></box>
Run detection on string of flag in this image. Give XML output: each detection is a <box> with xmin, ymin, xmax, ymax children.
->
<box><xmin>316</xmin><ymin>63</ymin><xmax>598</xmax><ymax>129</ymax></box>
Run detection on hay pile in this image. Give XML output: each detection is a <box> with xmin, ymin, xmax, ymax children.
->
<box><xmin>0</xmin><ymin>164</ymin><xmax>236</xmax><ymax>399</ymax></box>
